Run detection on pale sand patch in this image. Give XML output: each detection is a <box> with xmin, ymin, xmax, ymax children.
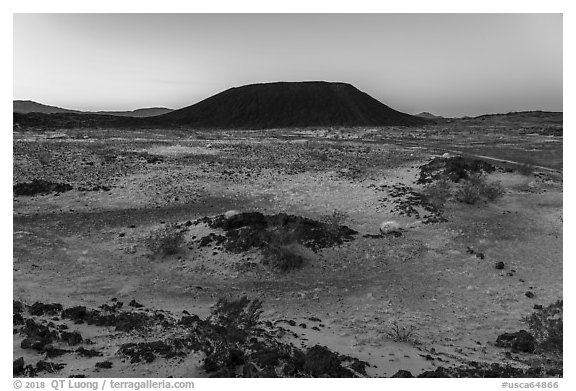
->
<box><xmin>143</xmin><ymin>145</ymin><xmax>218</xmax><ymax>156</ymax></box>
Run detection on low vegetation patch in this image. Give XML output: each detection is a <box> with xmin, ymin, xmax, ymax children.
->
<box><xmin>516</xmin><ymin>161</ymin><xmax>536</xmax><ymax>176</ymax></box>
<box><xmin>144</xmin><ymin>224</ymin><xmax>185</xmax><ymax>256</ymax></box>
<box><xmin>455</xmin><ymin>174</ymin><xmax>505</xmax><ymax>204</ymax></box>
<box><xmin>421</xmin><ymin>179</ymin><xmax>452</xmax><ymax>210</ymax></box>
<box><xmin>320</xmin><ymin>210</ymin><xmax>349</xmax><ymax>235</ymax></box>
<box><xmin>196</xmin><ymin>212</ymin><xmax>356</xmax><ymax>272</ymax></box>
<box><xmin>418</xmin><ymin>156</ymin><xmax>496</xmax><ymax>184</ymax></box>
<box><xmin>493</xmin><ymin>300</ymin><xmax>563</xmax><ymax>377</ymax></box>
<box><xmin>207</xmin><ymin>297</ymin><xmax>263</xmax><ymax>332</ymax></box>
<box><xmin>523</xmin><ymin>300</ymin><xmax>563</xmax><ymax>354</ymax></box>
<box><xmin>200</xmin><ymin>297</ymin><xmax>367</xmax><ymax>377</ymax></box>
<box><xmin>261</xmin><ymin>244</ymin><xmax>304</xmax><ymax>272</ymax></box>
<box><xmin>385</xmin><ymin>320</ymin><xmax>418</xmax><ymax>344</ymax></box>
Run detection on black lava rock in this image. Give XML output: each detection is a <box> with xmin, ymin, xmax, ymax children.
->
<box><xmin>14</xmin><ymin>300</ymin><xmax>25</xmax><ymax>314</ymax></box>
<box><xmin>14</xmin><ymin>180</ymin><xmax>73</xmax><ymax>196</ymax></box>
<box><xmin>13</xmin><ymin>357</ymin><xmax>25</xmax><ymax>375</ymax></box>
<box><xmin>36</xmin><ymin>360</ymin><xmax>65</xmax><ymax>373</ymax></box>
<box><xmin>95</xmin><ymin>361</ymin><xmax>113</xmax><ymax>369</ymax></box>
<box><xmin>303</xmin><ymin>345</ymin><xmax>354</xmax><ymax>377</ymax></box>
<box><xmin>60</xmin><ymin>331</ymin><xmax>83</xmax><ymax>346</ymax></box>
<box><xmin>496</xmin><ymin>330</ymin><xmax>535</xmax><ymax>353</ymax></box>
<box><xmin>391</xmin><ymin>369</ymin><xmax>414</xmax><ymax>378</ymax></box>
<box><xmin>13</xmin><ymin>313</ymin><xmax>24</xmax><ymax>326</ymax></box>
<box><xmin>76</xmin><ymin>347</ymin><xmax>102</xmax><ymax>357</ymax></box>
<box><xmin>29</xmin><ymin>302</ymin><xmax>63</xmax><ymax>316</ymax></box>
<box><xmin>128</xmin><ymin>299</ymin><xmax>144</xmax><ymax>308</ymax></box>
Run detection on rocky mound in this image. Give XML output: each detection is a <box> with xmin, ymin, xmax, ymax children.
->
<box><xmin>195</xmin><ymin>212</ymin><xmax>357</xmax><ymax>272</ymax></box>
<box><xmin>200</xmin><ymin>212</ymin><xmax>357</xmax><ymax>252</ymax></box>
<box><xmin>153</xmin><ymin>81</ymin><xmax>429</xmax><ymax>129</ymax></box>
<box><xmin>417</xmin><ymin>156</ymin><xmax>497</xmax><ymax>184</ymax></box>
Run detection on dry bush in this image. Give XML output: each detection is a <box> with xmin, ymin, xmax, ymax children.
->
<box><xmin>321</xmin><ymin>209</ymin><xmax>349</xmax><ymax>235</ymax></box>
<box><xmin>455</xmin><ymin>180</ymin><xmax>482</xmax><ymax>204</ymax></box>
<box><xmin>516</xmin><ymin>161</ymin><xmax>536</xmax><ymax>176</ymax></box>
<box><xmin>321</xmin><ymin>209</ymin><xmax>348</xmax><ymax>226</ymax></box>
<box><xmin>385</xmin><ymin>320</ymin><xmax>418</xmax><ymax>344</ymax></box>
<box><xmin>455</xmin><ymin>174</ymin><xmax>505</xmax><ymax>204</ymax></box>
<box><xmin>144</xmin><ymin>224</ymin><xmax>185</xmax><ymax>256</ymax></box>
<box><xmin>207</xmin><ymin>296</ymin><xmax>263</xmax><ymax>331</ymax></box>
<box><xmin>482</xmin><ymin>180</ymin><xmax>506</xmax><ymax>201</ymax></box>
<box><xmin>422</xmin><ymin>179</ymin><xmax>452</xmax><ymax>210</ymax></box>
<box><xmin>262</xmin><ymin>244</ymin><xmax>304</xmax><ymax>272</ymax></box>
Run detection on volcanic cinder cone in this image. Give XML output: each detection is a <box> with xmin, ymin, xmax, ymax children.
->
<box><xmin>155</xmin><ymin>81</ymin><xmax>429</xmax><ymax>129</ymax></box>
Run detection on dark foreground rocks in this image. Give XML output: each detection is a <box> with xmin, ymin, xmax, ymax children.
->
<box><xmin>303</xmin><ymin>345</ymin><xmax>355</xmax><ymax>377</ymax></box>
<box><xmin>496</xmin><ymin>330</ymin><xmax>536</xmax><ymax>353</ymax></box>
<box><xmin>14</xmin><ymin>297</ymin><xmax>560</xmax><ymax>378</ymax></box>
<box><xmin>13</xmin><ymin>357</ymin><xmax>66</xmax><ymax>377</ymax></box>
<box><xmin>13</xmin><ymin>179</ymin><xmax>73</xmax><ymax>196</ymax></box>
<box><xmin>61</xmin><ymin>305</ymin><xmax>156</xmax><ymax>331</ymax></box>
<box><xmin>391</xmin><ymin>369</ymin><xmax>414</xmax><ymax>378</ymax></box>
<box><xmin>13</xmin><ymin>357</ymin><xmax>25</xmax><ymax>375</ymax></box>
<box><xmin>393</xmin><ymin>361</ymin><xmax>561</xmax><ymax>378</ymax></box>
<box><xmin>14</xmin><ymin>297</ymin><xmax>367</xmax><ymax>378</ymax></box>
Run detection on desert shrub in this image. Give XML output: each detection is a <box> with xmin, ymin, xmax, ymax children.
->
<box><xmin>516</xmin><ymin>161</ymin><xmax>536</xmax><ymax>176</ymax></box>
<box><xmin>422</xmin><ymin>179</ymin><xmax>452</xmax><ymax>210</ymax></box>
<box><xmin>455</xmin><ymin>180</ymin><xmax>482</xmax><ymax>204</ymax></box>
<box><xmin>262</xmin><ymin>244</ymin><xmax>304</xmax><ymax>272</ymax></box>
<box><xmin>482</xmin><ymin>180</ymin><xmax>506</xmax><ymax>201</ymax></box>
<box><xmin>385</xmin><ymin>321</ymin><xmax>418</xmax><ymax>344</ymax></box>
<box><xmin>523</xmin><ymin>300</ymin><xmax>563</xmax><ymax>353</ymax></box>
<box><xmin>207</xmin><ymin>297</ymin><xmax>263</xmax><ymax>332</ymax></box>
<box><xmin>37</xmin><ymin>151</ymin><xmax>52</xmax><ymax>165</ymax></box>
<box><xmin>321</xmin><ymin>209</ymin><xmax>349</xmax><ymax>235</ymax></box>
<box><xmin>144</xmin><ymin>224</ymin><xmax>185</xmax><ymax>256</ymax></box>
<box><xmin>321</xmin><ymin>209</ymin><xmax>348</xmax><ymax>226</ymax></box>
<box><xmin>455</xmin><ymin>174</ymin><xmax>505</xmax><ymax>204</ymax></box>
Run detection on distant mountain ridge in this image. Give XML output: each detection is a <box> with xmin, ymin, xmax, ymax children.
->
<box><xmin>15</xmin><ymin>83</ymin><xmax>559</xmax><ymax>131</ymax></box>
<box><xmin>416</xmin><ymin>112</ymin><xmax>444</xmax><ymax>120</ymax></box>
<box><xmin>14</xmin><ymin>100</ymin><xmax>81</xmax><ymax>115</ymax></box>
<box><xmin>13</xmin><ymin>100</ymin><xmax>173</xmax><ymax>118</ymax></box>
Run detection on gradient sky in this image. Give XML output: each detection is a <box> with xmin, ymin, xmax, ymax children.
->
<box><xmin>13</xmin><ymin>13</ymin><xmax>562</xmax><ymax>117</ymax></box>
